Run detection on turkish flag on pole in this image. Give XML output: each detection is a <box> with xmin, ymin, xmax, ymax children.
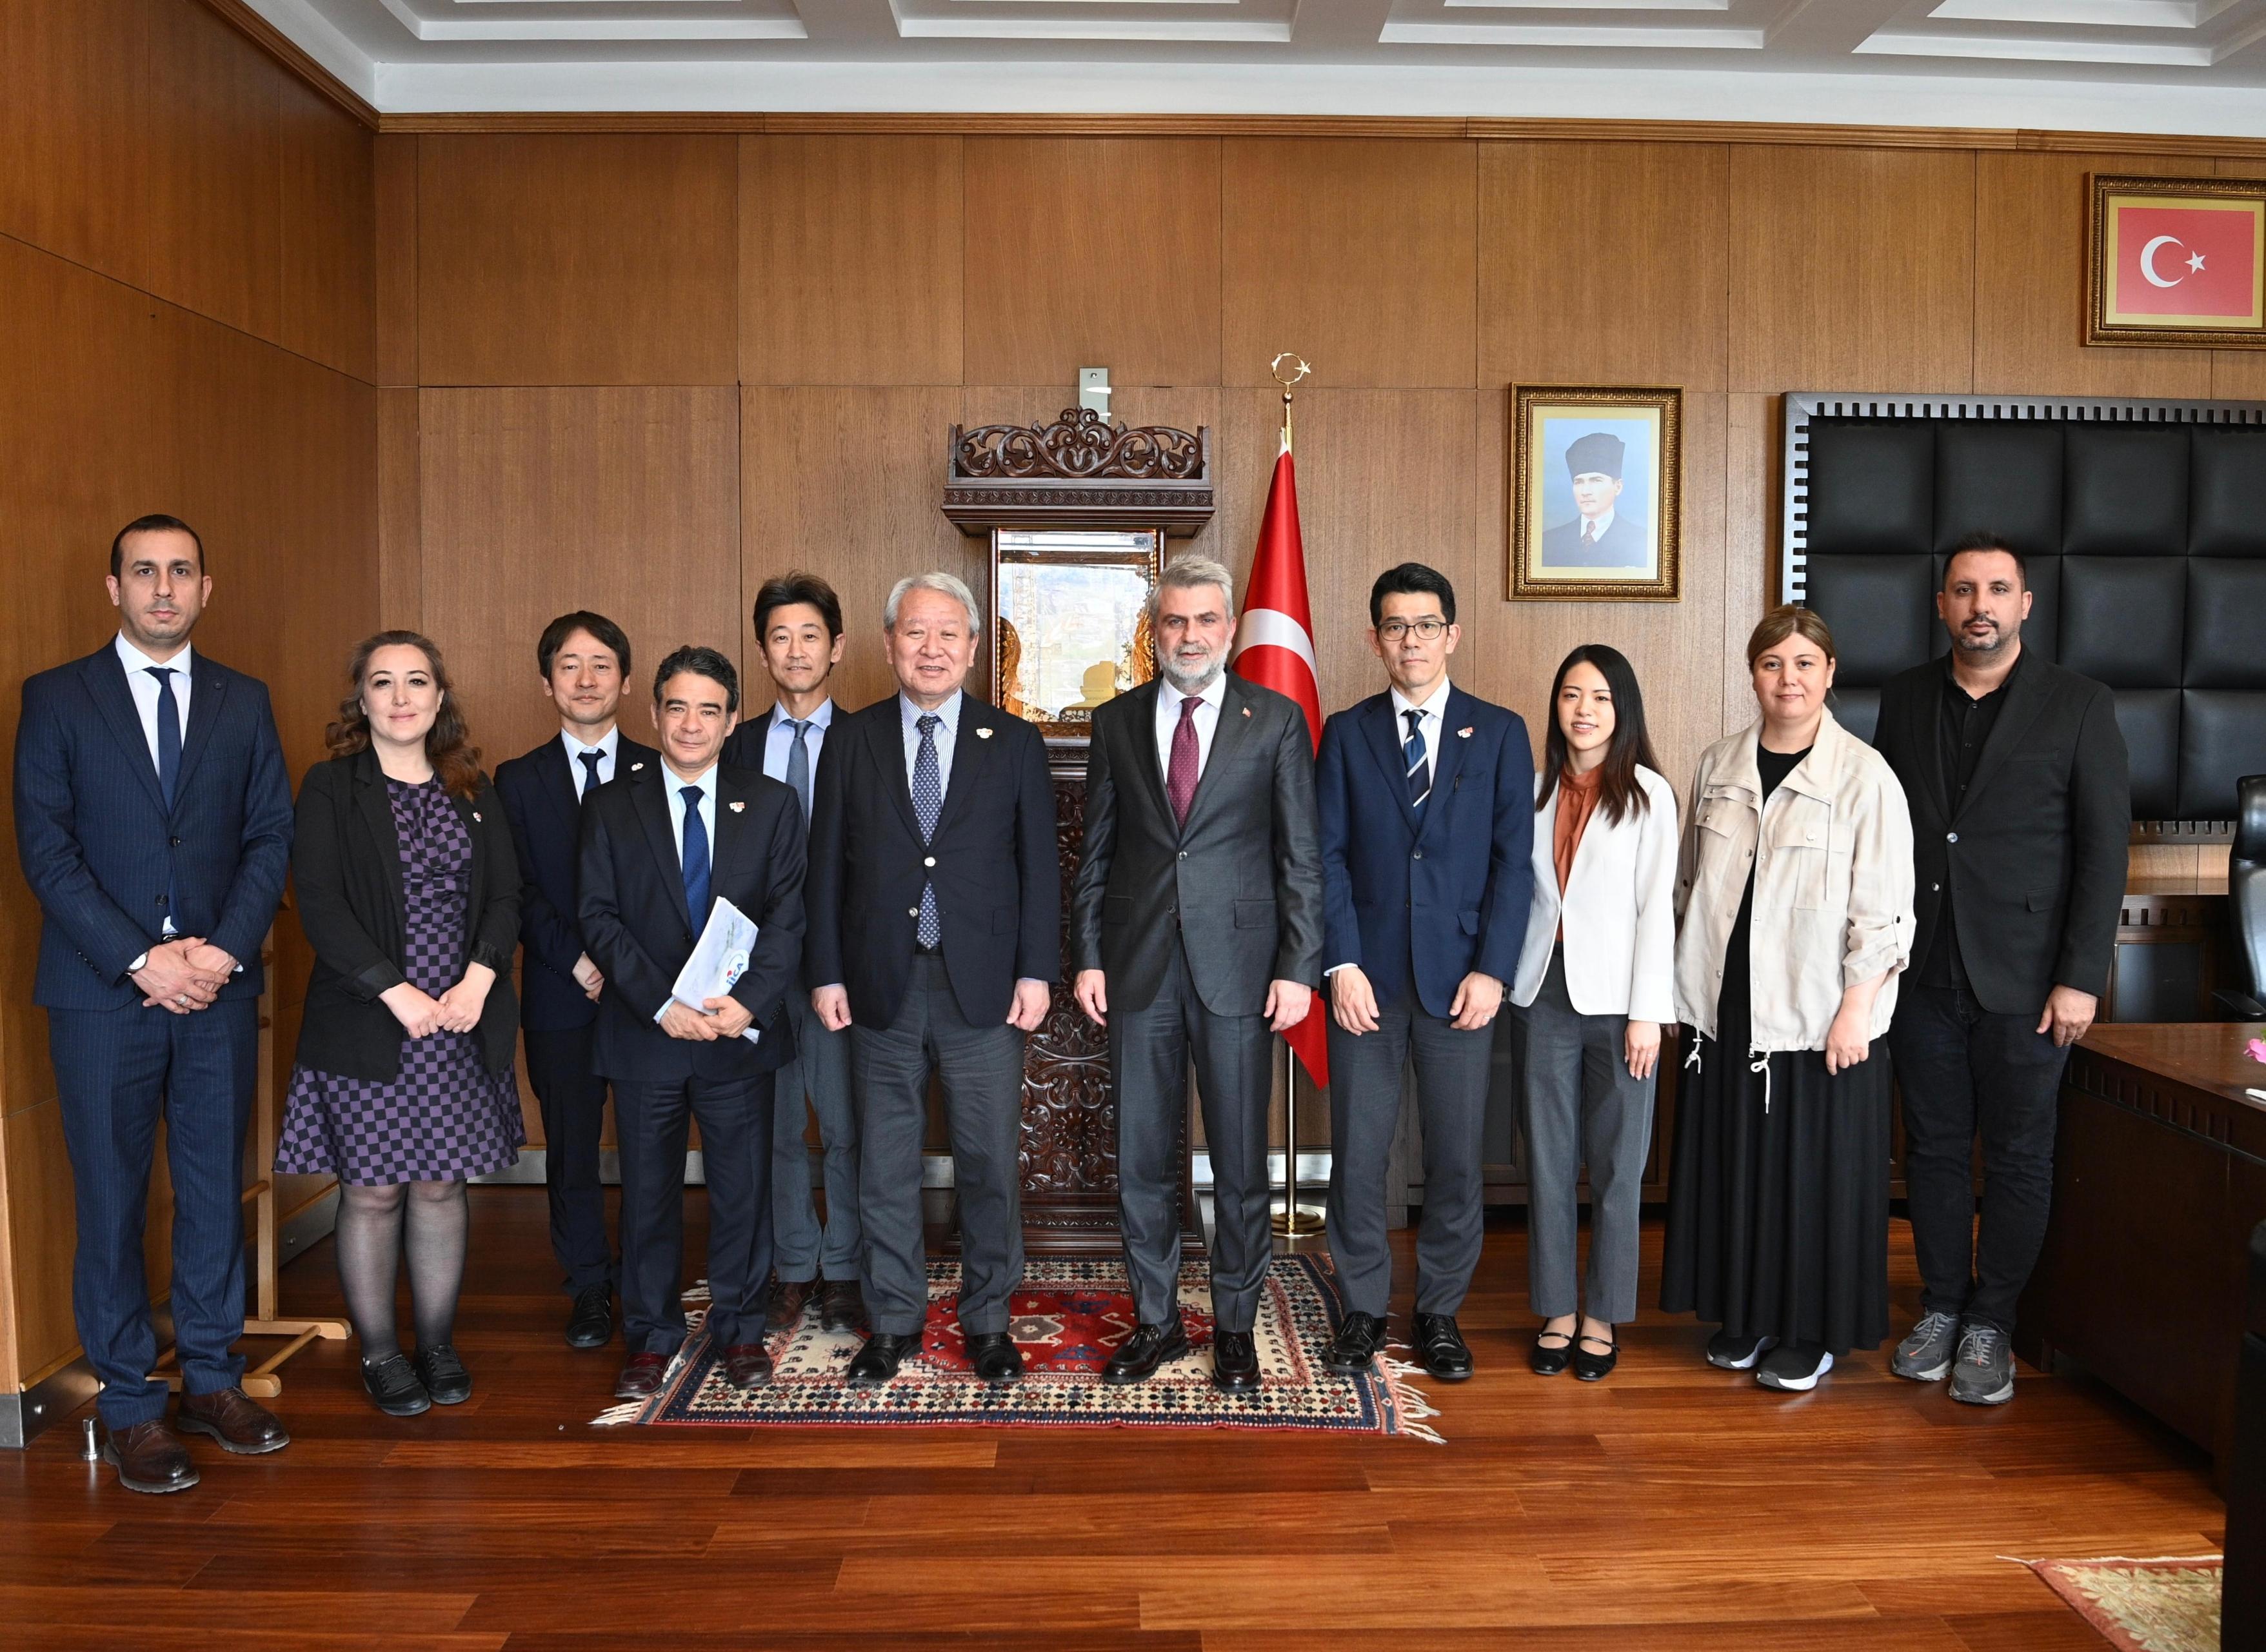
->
<box><xmin>2111</xmin><ymin>202</ymin><xmax>2264</xmax><ymax>321</ymax></box>
<box><xmin>1230</xmin><ymin>435</ymin><xmax>1329</xmax><ymax>1088</ymax></box>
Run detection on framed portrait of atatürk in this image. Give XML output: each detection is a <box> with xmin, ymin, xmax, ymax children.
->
<box><xmin>1509</xmin><ymin>385</ymin><xmax>1682</xmax><ymax>602</ymax></box>
<box><xmin>991</xmin><ymin>528</ymin><xmax>1159</xmax><ymax>745</ymax></box>
<box><xmin>2086</xmin><ymin>173</ymin><xmax>2266</xmax><ymax>349</ymax></box>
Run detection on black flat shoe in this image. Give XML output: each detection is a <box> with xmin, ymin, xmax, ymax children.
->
<box><xmin>845</xmin><ymin>1330</ymin><xmax>922</xmax><ymax>1388</ymax></box>
<box><xmin>1412</xmin><ymin>1313</ymin><xmax>1475</xmax><ymax>1382</ymax></box>
<box><xmin>1705</xmin><ymin>1329</ymin><xmax>1778</xmax><ymax>1371</ymax></box>
<box><xmin>1103</xmin><ymin>1319</ymin><xmax>1191</xmax><ymax>1385</ymax></box>
<box><xmin>564</xmin><ymin>1283</ymin><xmax>613</xmax><ymax>1349</ymax></box>
<box><xmin>362</xmin><ymin>1353</ymin><xmax>431</xmax><ymax>1418</ymax></box>
<box><xmin>413</xmin><ymin>1344</ymin><xmax>472</xmax><ymax>1406</ymax></box>
<box><xmin>1212</xmin><ymin>1329</ymin><xmax>1261</xmax><ymax>1394</ymax></box>
<box><xmin>1531</xmin><ymin>1328</ymin><xmax>1575</xmax><ymax>1377</ymax></box>
<box><xmin>1322</xmin><ymin>1310</ymin><xmax>1387</xmax><ymax>1374</ymax></box>
<box><xmin>1573</xmin><ymin>1328</ymin><xmax>1618</xmax><ymax>1383</ymax></box>
<box><xmin>966</xmin><ymin>1332</ymin><xmax>1024</xmax><ymax>1385</ymax></box>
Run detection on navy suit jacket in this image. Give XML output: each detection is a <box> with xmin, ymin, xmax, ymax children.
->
<box><xmin>577</xmin><ymin>759</ymin><xmax>805</xmax><ymax>1084</ymax></box>
<box><xmin>1315</xmin><ymin>686</ymin><xmax>1535</xmax><ymax>1020</ymax></box>
<box><xmin>15</xmin><ymin>643</ymin><xmax>293</xmax><ymax>1010</ymax></box>
<box><xmin>493</xmin><ymin>730</ymin><xmax>659</xmax><ymax>1034</ymax></box>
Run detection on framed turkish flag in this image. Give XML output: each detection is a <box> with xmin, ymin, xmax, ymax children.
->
<box><xmin>2087</xmin><ymin>173</ymin><xmax>2266</xmax><ymax>348</ymax></box>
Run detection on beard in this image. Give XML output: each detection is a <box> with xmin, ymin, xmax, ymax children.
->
<box><xmin>1159</xmin><ymin>648</ymin><xmax>1223</xmax><ymax>697</ymax></box>
<box><xmin>1951</xmin><ymin>619</ymin><xmax>2015</xmax><ymax>660</ymax></box>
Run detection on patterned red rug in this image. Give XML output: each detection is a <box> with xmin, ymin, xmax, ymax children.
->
<box><xmin>591</xmin><ymin>1255</ymin><xmax>1442</xmax><ymax>1440</ymax></box>
<box><xmin>2022</xmin><ymin>1555</ymin><xmax>2223</xmax><ymax>1651</ymax></box>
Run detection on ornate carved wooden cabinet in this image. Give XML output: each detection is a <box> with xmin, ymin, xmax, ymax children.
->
<box><xmin>942</xmin><ymin>408</ymin><xmax>1213</xmax><ymax>1255</ymax></box>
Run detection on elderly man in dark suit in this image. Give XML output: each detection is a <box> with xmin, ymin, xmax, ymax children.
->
<box><xmin>1072</xmin><ymin>554</ymin><xmax>1324</xmax><ymax>1394</ymax></box>
<box><xmin>494</xmin><ymin>611</ymin><xmax>657</xmax><ymax>1351</ymax></box>
<box><xmin>13</xmin><ymin>515</ymin><xmax>295</xmax><ymax>1493</ymax></box>
<box><xmin>578</xmin><ymin>646</ymin><xmax>806</xmax><ymax>1402</ymax></box>
<box><xmin>1873</xmin><ymin>532</ymin><xmax>2129</xmax><ymax>1408</ymax></box>
<box><xmin>1540</xmin><ymin>432</ymin><xmax>1649</xmax><ymax>569</ymax></box>
<box><xmin>804</xmin><ymin>572</ymin><xmax>1059</xmax><ymax>1389</ymax></box>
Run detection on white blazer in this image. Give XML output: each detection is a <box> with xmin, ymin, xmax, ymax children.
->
<box><xmin>1511</xmin><ymin>764</ymin><xmax>1679</xmax><ymax>1021</ymax></box>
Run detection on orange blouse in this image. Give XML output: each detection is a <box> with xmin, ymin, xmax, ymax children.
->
<box><xmin>1552</xmin><ymin>765</ymin><xmax>1604</xmax><ymax>942</ymax></box>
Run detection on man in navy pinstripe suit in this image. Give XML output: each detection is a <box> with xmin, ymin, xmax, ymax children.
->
<box><xmin>13</xmin><ymin>515</ymin><xmax>295</xmax><ymax>1493</ymax></box>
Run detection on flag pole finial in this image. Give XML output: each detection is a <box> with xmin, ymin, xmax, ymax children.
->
<box><xmin>1269</xmin><ymin>352</ymin><xmax>1310</xmax><ymax>453</ymax></box>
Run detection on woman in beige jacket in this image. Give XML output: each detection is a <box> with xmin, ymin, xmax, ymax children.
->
<box><xmin>1660</xmin><ymin>606</ymin><xmax>1915</xmax><ymax>1393</ymax></box>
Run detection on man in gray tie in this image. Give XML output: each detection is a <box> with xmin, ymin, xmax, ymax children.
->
<box><xmin>720</xmin><ymin>572</ymin><xmax>864</xmax><ymax>1337</ymax></box>
<box><xmin>804</xmin><ymin>573</ymin><xmax>1060</xmax><ymax>1387</ymax></box>
<box><xmin>1071</xmin><ymin>555</ymin><xmax>1324</xmax><ymax>1393</ymax></box>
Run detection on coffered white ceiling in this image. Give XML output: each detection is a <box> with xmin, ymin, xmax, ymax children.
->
<box><xmin>248</xmin><ymin>0</ymin><xmax>2266</xmax><ymax>130</ymax></box>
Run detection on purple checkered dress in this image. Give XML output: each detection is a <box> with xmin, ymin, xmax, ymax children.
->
<box><xmin>277</xmin><ymin>775</ymin><xmax>525</xmax><ymax>1186</ymax></box>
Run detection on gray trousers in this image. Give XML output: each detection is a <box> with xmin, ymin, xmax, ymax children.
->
<box><xmin>771</xmin><ymin>988</ymin><xmax>859</xmax><ymax>1282</ymax></box>
<box><xmin>1324</xmin><ymin>988</ymin><xmax>1493</xmax><ymax>1319</ymax></box>
<box><xmin>1113</xmin><ymin>940</ymin><xmax>1273</xmax><ymax>1333</ymax></box>
<box><xmin>1511</xmin><ymin>949</ymin><xmax>1655</xmax><ymax>1325</ymax></box>
<box><xmin>850</xmin><ymin>954</ymin><xmax>1026</xmax><ymax>1337</ymax></box>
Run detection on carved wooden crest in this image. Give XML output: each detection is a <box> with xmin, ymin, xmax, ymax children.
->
<box><xmin>944</xmin><ymin>406</ymin><xmax>1214</xmax><ymax>536</ymax></box>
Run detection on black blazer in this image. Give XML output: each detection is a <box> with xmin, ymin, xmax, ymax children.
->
<box><xmin>291</xmin><ymin>748</ymin><xmax>522</xmax><ymax>1082</ymax></box>
<box><xmin>577</xmin><ymin>759</ymin><xmax>804</xmax><ymax>1083</ymax></box>
<box><xmin>493</xmin><ymin>731</ymin><xmax>659</xmax><ymax>1034</ymax></box>
<box><xmin>804</xmin><ymin>693</ymin><xmax>1060</xmax><ymax>1030</ymax></box>
<box><xmin>1069</xmin><ymin>675</ymin><xmax>1324</xmax><ymax>1019</ymax></box>
<box><xmin>1873</xmin><ymin>653</ymin><xmax>2131</xmax><ymax>1014</ymax></box>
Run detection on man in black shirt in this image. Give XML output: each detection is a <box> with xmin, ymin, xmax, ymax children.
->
<box><xmin>1872</xmin><ymin>532</ymin><xmax>2129</xmax><ymax>1407</ymax></box>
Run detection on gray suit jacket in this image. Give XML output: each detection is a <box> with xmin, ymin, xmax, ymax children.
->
<box><xmin>1069</xmin><ymin>674</ymin><xmax>1323</xmax><ymax>1018</ymax></box>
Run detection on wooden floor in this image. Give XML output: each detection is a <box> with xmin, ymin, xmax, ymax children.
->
<box><xmin>0</xmin><ymin>1188</ymin><xmax>2227</xmax><ymax>1651</ymax></box>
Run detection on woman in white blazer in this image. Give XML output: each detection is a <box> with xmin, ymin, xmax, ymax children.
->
<box><xmin>1509</xmin><ymin>645</ymin><xmax>1678</xmax><ymax>1382</ymax></box>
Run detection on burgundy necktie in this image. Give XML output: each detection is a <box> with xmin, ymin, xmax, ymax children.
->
<box><xmin>1166</xmin><ymin>694</ymin><xmax>1201</xmax><ymax>827</ymax></box>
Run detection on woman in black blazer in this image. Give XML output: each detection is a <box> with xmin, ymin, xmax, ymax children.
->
<box><xmin>277</xmin><ymin>631</ymin><xmax>522</xmax><ymax>1417</ymax></box>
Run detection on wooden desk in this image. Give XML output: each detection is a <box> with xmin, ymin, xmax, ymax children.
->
<box><xmin>2018</xmin><ymin>1022</ymin><xmax>2266</xmax><ymax>1489</ymax></box>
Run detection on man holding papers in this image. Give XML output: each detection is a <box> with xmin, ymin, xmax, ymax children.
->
<box><xmin>579</xmin><ymin>645</ymin><xmax>805</xmax><ymax>1402</ymax></box>
<box><xmin>806</xmin><ymin>572</ymin><xmax>1060</xmax><ymax>1389</ymax></box>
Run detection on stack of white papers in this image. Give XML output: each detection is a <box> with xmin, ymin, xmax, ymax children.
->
<box><xmin>670</xmin><ymin>895</ymin><xmax>762</xmax><ymax>1044</ymax></box>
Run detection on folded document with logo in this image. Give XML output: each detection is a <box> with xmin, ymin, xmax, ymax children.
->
<box><xmin>671</xmin><ymin>896</ymin><xmax>761</xmax><ymax>1044</ymax></box>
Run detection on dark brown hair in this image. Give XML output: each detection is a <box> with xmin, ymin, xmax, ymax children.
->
<box><xmin>1534</xmin><ymin>644</ymin><xmax>1661</xmax><ymax>827</ymax></box>
<box><xmin>326</xmin><ymin>630</ymin><xmax>484</xmax><ymax>799</ymax></box>
<box><xmin>1745</xmin><ymin>604</ymin><xmax>1837</xmax><ymax>669</ymax></box>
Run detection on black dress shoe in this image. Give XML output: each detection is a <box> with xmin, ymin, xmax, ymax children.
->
<box><xmin>724</xmin><ymin>1344</ymin><xmax>774</xmax><ymax>1391</ymax></box>
<box><xmin>413</xmin><ymin>1344</ymin><xmax>473</xmax><ymax>1405</ymax></box>
<box><xmin>966</xmin><ymin>1332</ymin><xmax>1024</xmax><ymax>1385</ymax></box>
<box><xmin>1323</xmin><ymin>1310</ymin><xmax>1387</xmax><ymax>1374</ymax></box>
<box><xmin>1531</xmin><ymin>1328</ymin><xmax>1575</xmax><ymax>1377</ymax></box>
<box><xmin>1102</xmin><ymin>1319</ymin><xmax>1191</xmax><ymax>1385</ymax></box>
<box><xmin>361</xmin><ymin>1353</ymin><xmax>432</xmax><ymax>1418</ymax></box>
<box><xmin>819</xmin><ymin>1279</ymin><xmax>868</xmax><ymax>1333</ymax></box>
<box><xmin>1413</xmin><ymin>1313</ymin><xmax>1475</xmax><ymax>1382</ymax></box>
<box><xmin>565</xmin><ymin>1283</ymin><xmax>613</xmax><ymax>1349</ymax></box>
<box><xmin>1573</xmin><ymin>1328</ymin><xmax>1619</xmax><ymax>1383</ymax></box>
<box><xmin>1212</xmin><ymin>1329</ymin><xmax>1262</xmax><ymax>1393</ymax></box>
<box><xmin>845</xmin><ymin>1331</ymin><xmax>922</xmax><ymax>1388</ymax></box>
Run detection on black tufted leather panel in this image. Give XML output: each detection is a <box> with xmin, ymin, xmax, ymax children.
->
<box><xmin>1935</xmin><ymin>421</ymin><xmax>2063</xmax><ymax>557</ymax></box>
<box><xmin>2060</xmin><ymin>558</ymin><xmax>2185</xmax><ymax>688</ymax></box>
<box><xmin>2180</xmin><ymin>692</ymin><xmax>2266</xmax><ymax>821</ymax></box>
<box><xmin>2114</xmin><ymin>690</ymin><xmax>2183</xmax><ymax>819</ymax></box>
<box><xmin>2065</xmin><ymin>425</ymin><xmax>2189</xmax><ymax>555</ymax></box>
<box><xmin>1832</xmin><ymin>688</ymin><xmax>1882</xmax><ymax>748</ymax></box>
<box><xmin>2187</xmin><ymin>559</ymin><xmax>2266</xmax><ymax>689</ymax></box>
<box><xmin>1804</xmin><ymin>555</ymin><xmax>1934</xmax><ymax>682</ymax></box>
<box><xmin>1806</xmin><ymin>421</ymin><xmax>1934</xmax><ymax>555</ymax></box>
<box><xmin>2190</xmin><ymin>427</ymin><xmax>2266</xmax><ymax>557</ymax></box>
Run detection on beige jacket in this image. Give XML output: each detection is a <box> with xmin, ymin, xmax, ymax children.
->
<box><xmin>1672</xmin><ymin>710</ymin><xmax>1916</xmax><ymax>1053</ymax></box>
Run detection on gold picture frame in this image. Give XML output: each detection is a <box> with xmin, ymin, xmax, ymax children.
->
<box><xmin>2085</xmin><ymin>172</ymin><xmax>2266</xmax><ymax>349</ymax></box>
<box><xmin>1509</xmin><ymin>385</ymin><xmax>1682</xmax><ymax>602</ymax></box>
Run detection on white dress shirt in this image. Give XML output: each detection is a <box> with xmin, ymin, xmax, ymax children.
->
<box><xmin>1579</xmin><ymin>508</ymin><xmax>1617</xmax><ymax>544</ymax></box>
<box><xmin>899</xmin><ymin>690</ymin><xmax>962</xmax><ymax>799</ymax></box>
<box><xmin>1389</xmin><ymin>677</ymin><xmax>1449</xmax><ymax>781</ymax></box>
<box><xmin>1152</xmin><ymin>672</ymin><xmax>1227</xmax><ymax>784</ymax></box>
<box><xmin>559</xmin><ymin>724</ymin><xmax>620</xmax><ymax>799</ymax></box>
<box><xmin>655</xmin><ymin>761</ymin><xmax>720</xmax><ymax>1024</ymax></box>
<box><xmin>762</xmin><ymin>697</ymin><xmax>834</xmax><ymax>782</ymax></box>
<box><xmin>116</xmin><ymin>632</ymin><xmax>192</xmax><ymax>774</ymax></box>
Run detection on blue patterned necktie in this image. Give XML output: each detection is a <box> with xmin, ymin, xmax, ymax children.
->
<box><xmin>912</xmin><ymin>713</ymin><xmax>942</xmax><ymax>948</ymax></box>
<box><xmin>680</xmin><ymin>785</ymin><xmax>711</xmax><ymax>926</ymax></box>
<box><xmin>1404</xmin><ymin>707</ymin><xmax>1431</xmax><ymax>811</ymax></box>
<box><xmin>148</xmin><ymin>666</ymin><xmax>181</xmax><ymax>806</ymax></box>
<box><xmin>784</xmin><ymin>719</ymin><xmax>812</xmax><ymax>822</ymax></box>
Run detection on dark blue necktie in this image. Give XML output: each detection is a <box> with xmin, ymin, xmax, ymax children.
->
<box><xmin>912</xmin><ymin>714</ymin><xmax>942</xmax><ymax>948</ymax></box>
<box><xmin>680</xmin><ymin>785</ymin><xmax>711</xmax><ymax>926</ymax></box>
<box><xmin>1404</xmin><ymin>707</ymin><xmax>1431</xmax><ymax>811</ymax></box>
<box><xmin>577</xmin><ymin>748</ymin><xmax>603</xmax><ymax>801</ymax></box>
<box><xmin>149</xmin><ymin>667</ymin><xmax>181</xmax><ymax>806</ymax></box>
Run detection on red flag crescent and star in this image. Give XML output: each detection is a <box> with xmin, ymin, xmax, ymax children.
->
<box><xmin>2107</xmin><ymin>198</ymin><xmax>2265</xmax><ymax>325</ymax></box>
<box><xmin>1229</xmin><ymin>434</ymin><xmax>1329</xmax><ymax>1088</ymax></box>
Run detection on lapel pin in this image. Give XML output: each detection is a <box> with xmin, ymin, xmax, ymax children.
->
<box><xmin>472</xmin><ymin>811</ymin><xmax>482</xmax><ymax>822</ymax></box>
<box><xmin>1457</xmin><ymin>726</ymin><xmax>1474</xmax><ymax>739</ymax></box>
<box><xmin>975</xmin><ymin>726</ymin><xmax>993</xmax><ymax>739</ymax></box>
<box><xmin>1241</xmin><ymin>706</ymin><xmax>1252</xmax><ymax>718</ymax></box>
<box><xmin>630</xmin><ymin>761</ymin><xmax>644</xmax><ymax>772</ymax></box>
<box><xmin>729</xmin><ymin>799</ymin><xmax>745</xmax><ymax>813</ymax></box>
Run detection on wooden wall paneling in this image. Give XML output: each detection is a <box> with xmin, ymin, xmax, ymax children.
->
<box><xmin>5</xmin><ymin>1102</ymin><xmax>79</xmax><ymax>1384</ymax></box>
<box><xmin>278</xmin><ymin>72</ymin><xmax>376</xmax><ymax>383</ymax></box>
<box><xmin>417</xmin><ymin>136</ymin><xmax>739</xmax><ymax>387</ymax></box>
<box><xmin>1478</xmin><ymin>141</ymin><xmax>1731</xmax><ymax>392</ymax></box>
<box><xmin>1973</xmin><ymin>151</ymin><xmax>2209</xmax><ymax>399</ymax></box>
<box><xmin>378</xmin><ymin>389</ymin><xmax>422</xmax><ymax>632</ymax></box>
<box><xmin>0</xmin><ymin>0</ymin><xmax>149</xmax><ymax>288</ymax></box>
<box><xmin>1728</xmin><ymin>147</ymin><xmax>1976</xmax><ymax>394</ymax></box>
<box><xmin>1722</xmin><ymin>392</ymin><xmax>1776</xmax><ymax>748</ymax></box>
<box><xmin>374</xmin><ymin>135</ymin><xmax>418</xmax><ymax>388</ymax></box>
<box><xmin>1221</xmin><ymin>138</ymin><xmax>1478</xmax><ymax>391</ymax></box>
<box><xmin>142</xmin><ymin>0</ymin><xmax>283</xmax><ymax>345</ymax></box>
<box><xmin>740</xmin><ymin>135</ymin><xmax>963</xmax><ymax>388</ymax></box>
<box><xmin>961</xmin><ymin>138</ymin><xmax>1223</xmax><ymax>390</ymax></box>
<box><xmin>742</xmin><ymin>386</ymin><xmax>974</xmax><ymax>713</ymax></box>
<box><xmin>2211</xmin><ymin>154</ymin><xmax>2266</xmax><ymax>401</ymax></box>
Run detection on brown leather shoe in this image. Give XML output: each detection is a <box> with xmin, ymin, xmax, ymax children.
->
<box><xmin>176</xmin><ymin>1387</ymin><xmax>290</xmax><ymax>1455</ymax></box>
<box><xmin>766</xmin><ymin>1276</ymin><xmax>815</xmax><ymax>1333</ymax></box>
<box><xmin>101</xmin><ymin>1420</ymin><xmax>199</xmax><ymax>1494</ymax></box>
<box><xmin>613</xmin><ymin>1351</ymin><xmax>670</xmax><ymax>1400</ymax></box>
<box><xmin>818</xmin><ymin>1278</ymin><xmax>868</xmax><ymax>1333</ymax></box>
<box><xmin>723</xmin><ymin>1343</ymin><xmax>773</xmax><ymax>1391</ymax></box>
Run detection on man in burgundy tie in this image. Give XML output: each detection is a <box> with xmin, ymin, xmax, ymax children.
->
<box><xmin>1070</xmin><ymin>555</ymin><xmax>1324</xmax><ymax>1393</ymax></box>
<box><xmin>1540</xmin><ymin>430</ymin><xmax>1649</xmax><ymax>570</ymax></box>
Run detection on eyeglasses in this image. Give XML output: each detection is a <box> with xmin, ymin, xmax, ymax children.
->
<box><xmin>1376</xmin><ymin>618</ymin><xmax>1447</xmax><ymax>642</ymax></box>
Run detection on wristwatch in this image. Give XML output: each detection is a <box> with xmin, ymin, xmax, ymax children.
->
<box><xmin>128</xmin><ymin>950</ymin><xmax>150</xmax><ymax>975</ymax></box>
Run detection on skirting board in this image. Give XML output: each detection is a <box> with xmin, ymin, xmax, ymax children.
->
<box><xmin>468</xmin><ymin>1148</ymin><xmax>1336</xmax><ymax>1190</ymax></box>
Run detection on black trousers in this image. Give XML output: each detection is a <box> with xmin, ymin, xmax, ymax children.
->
<box><xmin>1888</xmin><ymin>984</ymin><xmax>2070</xmax><ymax>1335</ymax></box>
<box><xmin>614</xmin><ymin>1070</ymin><xmax>774</xmax><ymax>1355</ymax></box>
<box><xmin>523</xmin><ymin>1024</ymin><xmax>615</xmax><ymax>1295</ymax></box>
